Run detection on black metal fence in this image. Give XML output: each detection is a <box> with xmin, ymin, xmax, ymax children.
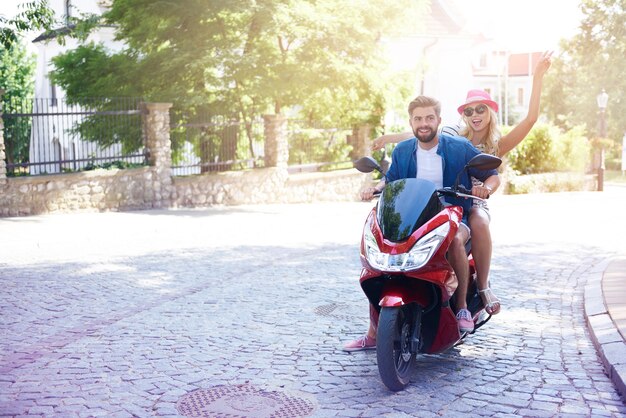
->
<box><xmin>1</xmin><ymin>97</ymin><xmax>146</xmax><ymax>176</ymax></box>
<box><xmin>2</xmin><ymin>97</ymin><xmax>357</xmax><ymax>178</ymax></box>
<box><xmin>170</xmin><ymin>113</ymin><xmax>354</xmax><ymax>176</ymax></box>
<box><xmin>286</xmin><ymin>120</ymin><xmax>353</xmax><ymax>173</ymax></box>
<box><xmin>170</xmin><ymin>111</ymin><xmax>265</xmax><ymax>176</ymax></box>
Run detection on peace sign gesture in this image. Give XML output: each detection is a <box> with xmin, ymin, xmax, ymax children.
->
<box><xmin>534</xmin><ymin>51</ymin><xmax>553</xmax><ymax>79</ymax></box>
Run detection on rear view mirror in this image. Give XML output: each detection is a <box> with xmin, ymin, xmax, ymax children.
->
<box><xmin>466</xmin><ymin>154</ymin><xmax>502</xmax><ymax>171</ymax></box>
<box><xmin>453</xmin><ymin>154</ymin><xmax>502</xmax><ymax>190</ymax></box>
<box><xmin>354</xmin><ymin>157</ymin><xmax>383</xmax><ymax>174</ymax></box>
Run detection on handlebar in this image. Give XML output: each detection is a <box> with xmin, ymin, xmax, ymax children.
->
<box><xmin>438</xmin><ymin>187</ymin><xmax>489</xmax><ymax>202</ymax></box>
<box><xmin>367</xmin><ymin>186</ymin><xmax>489</xmax><ymax>202</ymax></box>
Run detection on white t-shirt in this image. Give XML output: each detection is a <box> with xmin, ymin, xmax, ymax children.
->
<box><xmin>416</xmin><ymin>144</ymin><xmax>443</xmax><ymax>188</ymax></box>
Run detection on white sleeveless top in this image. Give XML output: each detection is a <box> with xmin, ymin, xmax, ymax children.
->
<box><xmin>471</xmin><ymin>141</ymin><xmax>497</xmax><ymax>210</ymax></box>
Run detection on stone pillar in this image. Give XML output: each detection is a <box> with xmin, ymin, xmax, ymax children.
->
<box><xmin>349</xmin><ymin>125</ymin><xmax>371</xmax><ymax>160</ymax></box>
<box><xmin>143</xmin><ymin>102</ymin><xmax>173</xmax><ymax>208</ymax></box>
<box><xmin>0</xmin><ymin>91</ymin><xmax>6</xmax><ymax>188</ymax></box>
<box><xmin>263</xmin><ymin>114</ymin><xmax>288</xmax><ymax>168</ymax></box>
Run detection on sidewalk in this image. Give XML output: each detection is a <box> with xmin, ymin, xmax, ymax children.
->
<box><xmin>584</xmin><ymin>255</ymin><xmax>626</xmax><ymax>399</ymax></box>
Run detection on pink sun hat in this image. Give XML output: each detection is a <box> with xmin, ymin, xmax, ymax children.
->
<box><xmin>457</xmin><ymin>89</ymin><xmax>499</xmax><ymax>115</ymax></box>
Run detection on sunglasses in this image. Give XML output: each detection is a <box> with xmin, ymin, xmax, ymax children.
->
<box><xmin>463</xmin><ymin>103</ymin><xmax>489</xmax><ymax>117</ymax></box>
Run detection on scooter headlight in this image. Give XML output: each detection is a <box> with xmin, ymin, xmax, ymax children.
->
<box><xmin>364</xmin><ymin>226</ymin><xmax>387</xmax><ymax>268</ymax></box>
<box><xmin>364</xmin><ymin>222</ymin><xmax>450</xmax><ymax>272</ymax></box>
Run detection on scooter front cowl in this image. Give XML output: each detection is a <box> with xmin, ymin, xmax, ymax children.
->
<box><xmin>377</xmin><ymin>279</ymin><xmax>435</xmax><ymax>310</ymax></box>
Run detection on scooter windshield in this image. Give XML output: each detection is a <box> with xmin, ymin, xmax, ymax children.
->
<box><xmin>376</xmin><ymin>178</ymin><xmax>444</xmax><ymax>242</ymax></box>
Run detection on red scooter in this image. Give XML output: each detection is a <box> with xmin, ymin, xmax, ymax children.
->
<box><xmin>354</xmin><ymin>153</ymin><xmax>502</xmax><ymax>391</ymax></box>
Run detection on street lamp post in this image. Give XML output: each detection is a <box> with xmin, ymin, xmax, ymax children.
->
<box><xmin>596</xmin><ymin>89</ymin><xmax>608</xmax><ymax>192</ymax></box>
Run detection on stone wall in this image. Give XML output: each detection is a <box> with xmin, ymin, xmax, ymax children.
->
<box><xmin>0</xmin><ymin>167</ymin><xmax>155</xmax><ymax>217</ymax></box>
<box><xmin>172</xmin><ymin>168</ymin><xmax>368</xmax><ymax>207</ymax></box>
<box><xmin>0</xmin><ymin>103</ymin><xmax>372</xmax><ymax>217</ymax></box>
<box><xmin>0</xmin><ymin>166</ymin><xmax>369</xmax><ymax>217</ymax></box>
<box><xmin>1</xmin><ymin>99</ymin><xmax>598</xmax><ymax>218</ymax></box>
<box><xmin>263</xmin><ymin>114</ymin><xmax>289</xmax><ymax>168</ymax></box>
<box><xmin>143</xmin><ymin>102</ymin><xmax>173</xmax><ymax>208</ymax></box>
<box><xmin>280</xmin><ymin>169</ymin><xmax>368</xmax><ymax>203</ymax></box>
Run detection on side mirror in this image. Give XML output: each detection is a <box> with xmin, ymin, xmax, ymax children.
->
<box><xmin>354</xmin><ymin>157</ymin><xmax>384</xmax><ymax>174</ymax></box>
<box><xmin>466</xmin><ymin>153</ymin><xmax>502</xmax><ymax>171</ymax></box>
<box><xmin>454</xmin><ymin>154</ymin><xmax>502</xmax><ymax>189</ymax></box>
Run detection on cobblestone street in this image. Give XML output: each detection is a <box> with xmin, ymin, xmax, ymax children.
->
<box><xmin>1</xmin><ymin>188</ymin><xmax>626</xmax><ymax>417</ymax></box>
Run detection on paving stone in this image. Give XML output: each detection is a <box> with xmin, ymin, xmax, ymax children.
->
<box><xmin>560</xmin><ymin>403</ymin><xmax>591</xmax><ymax>415</ymax></box>
<box><xmin>24</xmin><ymin>405</ymin><xmax>54</xmax><ymax>415</ymax></box>
<box><xmin>529</xmin><ymin>400</ymin><xmax>560</xmax><ymax>412</ymax></box>
<box><xmin>515</xmin><ymin>409</ymin><xmax>555</xmax><ymax>418</ymax></box>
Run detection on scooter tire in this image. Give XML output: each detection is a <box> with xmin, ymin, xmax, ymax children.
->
<box><xmin>376</xmin><ymin>306</ymin><xmax>416</xmax><ymax>391</ymax></box>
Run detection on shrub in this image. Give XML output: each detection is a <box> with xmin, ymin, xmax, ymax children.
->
<box><xmin>552</xmin><ymin>125</ymin><xmax>589</xmax><ymax>172</ymax></box>
<box><xmin>504</xmin><ymin>123</ymin><xmax>590</xmax><ymax>174</ymax></box>
<box><xmin>506</xmin><ymin>172</ymin><xmax>595</xmax><ymax>194</ymax></box>
<box><xmin>83</xmin><ymin>160</ymin><xmax>144</xmax><ymax>171</ymax></box>
<box><xmin>506</xmin><ymin>124</ymin><xmax>557</xmax><ymax>174</ymax></box>
<box><xmin>606</xmin><ymin>158</ymin><xmax>622</xmax><ymax>171</ymax></box>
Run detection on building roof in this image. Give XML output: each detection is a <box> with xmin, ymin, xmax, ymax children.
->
<box><xmin>472</xmin><ymin>51</ymin><xmax>544</xmax><ymax>77</ymax></box>
<box><xmin>32</xmin><ymin>24</ymin><xmax>117</xmax><ymax>43</ymax></box>
<box><xmin>403</xmin><ymin>0</ymin><xmax>484</xmax><ymax>39</ymax></box>
<box><xmin>421</xmin><ymin>0</ymin><xmax>464</xmax><ymax>36</ymax></box>
<box><xmin>32</xmin><ymin>26</ymin><xmax>75</xmax><ymax>43</ymax></box>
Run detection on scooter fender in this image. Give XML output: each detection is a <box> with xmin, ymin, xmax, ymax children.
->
<box><xmin>379</xmin><ymin>295</ymin><xmax>404</xmax><ymax>307</ymax></box>
<box><xmin>378</xmin><ymin>281</ymin><xmax>433</xmax><ymax>308</ymax></box>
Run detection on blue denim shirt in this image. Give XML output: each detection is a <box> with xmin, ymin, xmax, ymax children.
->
<box><xmin>386</xmin><ymin>134</ymin><xmax>498</xmax><ymax>218</ymax></box>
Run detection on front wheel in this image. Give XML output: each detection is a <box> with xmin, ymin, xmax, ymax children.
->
<box><xmin>376</xmin><ymin>305</ymin><xmax>418</xmax><ymax>391</ymax></box>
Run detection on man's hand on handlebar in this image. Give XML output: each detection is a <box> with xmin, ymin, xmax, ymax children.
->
<box><xmin>361</xmin><ymin>187</ymin><xmax>380</xmax><ymax>201</ymax></box>
<box><xmin>471</xmin><ymin>184</ymin><xmax>492</xmax><ymax>199</ymax></box>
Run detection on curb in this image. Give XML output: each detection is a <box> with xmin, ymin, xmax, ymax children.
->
<box><xmin>584</xmin><ymin>256</ymin><xmax>626</xmax><ymax>400</ymax></box>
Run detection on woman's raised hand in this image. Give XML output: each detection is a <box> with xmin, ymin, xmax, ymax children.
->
<box><xmin>534</xmin><ymin>51</ymin><xmax>553</xmax><ymax>78</ymax></box>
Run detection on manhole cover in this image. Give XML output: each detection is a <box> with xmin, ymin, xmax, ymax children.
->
<box><xmin>177</xmin><ymin>384</ymin><xmax>316</xmax><ymax>418</ymax></box>
<box><xmin>314</xmin><ymin>303</ymin><xmax>353</xmax><ymax>320</ymax></box>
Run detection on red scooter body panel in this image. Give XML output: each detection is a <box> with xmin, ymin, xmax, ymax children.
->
<box><xmin>378</xmin><ymin>279</ymin><xmax>435</xmax><ymax>308</ymax></box>
<box><xmin>359</xmin><ymin>200</ymin><xmax>471</xmax><ymax>354</ymax></box>
<box><xmin>359</xmin><ymin>205</ymin><xmax>461</xmax><ymax>301</ymax></box>
<box><xmin>429</xmin><ymin>307</ymin><xmax>461</xmax><ymax>353</ymax></box>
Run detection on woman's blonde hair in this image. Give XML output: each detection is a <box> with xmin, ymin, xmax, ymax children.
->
<box><xmin>458</xmin><ymin>106</ymin><xmax>501</xmax><ymax>156</ymax></box>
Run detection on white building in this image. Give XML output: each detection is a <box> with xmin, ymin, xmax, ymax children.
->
<box><xmin>382</xmin><ymin>0</ymin><xmax>539</xmax><ymax>129</ymax></box>
<box><xmin>29</xmin><ymin>0</ymin><xmax>128</xmax><ymax>174</ymax></box>
<box><xmin>471</xmin><ymin>51</ymin><xmax>544</xmax><ymax>125</ymax></box>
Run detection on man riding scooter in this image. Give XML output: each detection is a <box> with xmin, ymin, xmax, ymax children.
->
<box><xmin>344</xmin><ymin>95</ymin><xmax>500</xmax><ymax>351</ymax></box>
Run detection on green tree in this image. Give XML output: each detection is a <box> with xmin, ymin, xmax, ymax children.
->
<box><xmin>543</xmin><ymin>0</ymin><xmax>625</xmax><ymax>144</ymax></box>
<box><xmin>0</xmin><ymin>0</ymin><xmax>55</xmax><ymax>49</ymax></box>
<box><xmin>50</xmin><ymin>0</ymin><xmax>424</xmax><ymax>156</ymax></box>
<box><xmin>1</xmin><ymin>39</ymin><xmax>36</xmax><ymax>167</ymax></box>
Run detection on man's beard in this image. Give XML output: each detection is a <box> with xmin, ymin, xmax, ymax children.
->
<box><xmin>413</xmin><ymin>127</ymin><xmax>437</xmax><ymax>143</ymax></box>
